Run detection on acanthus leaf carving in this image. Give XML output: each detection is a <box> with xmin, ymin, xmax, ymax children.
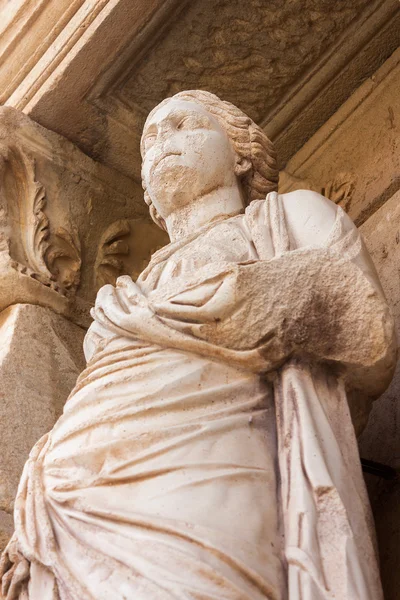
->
<box><xmin>0</xmin><ymin>146</ymin><xmax>81</xmax><ymax>295</ymax></box>
<box><xmin>95</xmin><ymin>220</ymin><xmax>131</xmax><ymax>289</ymax></box>
<box><xmin>30</xmin><ymin>178</ymin><xmax>50</xmax><ymax>276</ymax></box>
<box><xmin>3</xmin><ymin>148</ymin><xmax>53</xmax><ymax>281</ymax></box>
<box><xmin>321</xmin><ymin>172</ymin><xmax>355</xmax><ymax>210</ymax></box>
<box><xmin>45</xmin><ymin>227</ymin><xmax>81</xmax><ymax>294</ymax></box>
<box><xmin>94</xmin><ymin>218</ymin><xmax>169</xmax><ymax>291</ymax></box>
<box><xmin>280</xmin><ymin>170</ymin><xmax>355</xmax><ymax>211</ymax></box>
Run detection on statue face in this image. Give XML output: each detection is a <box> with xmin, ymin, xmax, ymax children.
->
<box><xmin>141</xmin><ymin>99</ymin><xmax>239</xmax><ymax>221</ymax></box>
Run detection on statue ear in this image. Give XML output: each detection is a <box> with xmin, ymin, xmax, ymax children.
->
<box><xmin>234</xmin><ymin>156</ymin><xmax>252</xmax><ymax>178</ymax></box>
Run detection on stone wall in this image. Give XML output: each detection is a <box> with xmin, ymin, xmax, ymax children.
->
<box><xmin>359</xmin><ymin>196</ymin><xmax>400</xmax><ymax>600</ymax></box>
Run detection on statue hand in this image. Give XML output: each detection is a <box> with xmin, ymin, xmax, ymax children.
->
<box><xmin>91</xmin><ymin>276</ymin><xmax>155</xmax><ymax>332</ymax></box>
<box><xmin>0</xmin><ymin>535</ymin><xmax>30</xmax><ymax>600</ymax></box>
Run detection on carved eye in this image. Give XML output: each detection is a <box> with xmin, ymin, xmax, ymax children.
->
<box><xmin>143</xmin><ymin>133</ymin><xmax>157</xmax><ymax>151</ymax></box>
<box><xmin>176</xmin><ymin>115</ymin><xmax>207</xmax><ymax>130</ymax></box>
<box><xmin>176</xmin><ymin>117</ymin><xmax>191</xmax><ymax>130</ymax></box>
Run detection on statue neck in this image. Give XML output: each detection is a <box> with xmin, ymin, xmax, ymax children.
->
<box><xmin>165</xmin><ymin>185</ymin><xmax>245</xmax><ymax>242</ymax></box>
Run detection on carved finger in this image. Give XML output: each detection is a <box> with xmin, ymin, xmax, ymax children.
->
<box><xmin>6</xmin><ymin>559</ymin><xmax>30</xmax><ymax>600</ymax></box>
<box><xmin>0</xmin><ymin>551</ymin><xmax>12</xmax><ymax>580</ymax></box>
<box><xmin>1</xmin><ymin>563</ymin><xmax>15</xmax><ymax>598</ymax></box>
<box><xmin>0</xmin><ymin>535</ymin><xmax>18</xmax><ymax>579</ymax></box>
<box><xmin>6</xmin><ymin>540</ymin><xmax>20</xmax><ymax>565</ymax></box>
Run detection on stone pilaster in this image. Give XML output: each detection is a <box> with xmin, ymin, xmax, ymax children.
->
<box><xmin>0</xmin><ymin>304</ymin><xmax>85</xmax><ymax>550</ymax></box>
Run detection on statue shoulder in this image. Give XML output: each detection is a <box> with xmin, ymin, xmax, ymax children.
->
<box><xmin>280</xmin><ymin>189</ymin><xmax>339</xmax><ymax>249</ymax></box>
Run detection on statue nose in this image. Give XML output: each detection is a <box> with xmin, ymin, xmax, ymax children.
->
<box><xmin>157</xmin><ymin>121</ymin><xmax>174</xmax><ymax>140</ymax></box>
<box><xmin>154</xmin><ymin>133</ymin><xmax>179</xmax><ymax>156</ymax></box>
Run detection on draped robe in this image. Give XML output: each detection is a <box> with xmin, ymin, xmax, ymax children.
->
<box><xmin>0</xmin><ymin>192</ymin><xmax>396</xmax><ymax>600</ymax></box>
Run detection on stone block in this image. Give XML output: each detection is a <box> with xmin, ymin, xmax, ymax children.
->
<box><xmin>0</xmin><ymin>303</ymin><xmax>85</xmax><ymax>549</ymax></box>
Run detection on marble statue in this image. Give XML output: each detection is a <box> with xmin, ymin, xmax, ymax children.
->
<box><xmin>0</xmin><ymin>90</ymin><xmax>397</xmax><ymax>600</ymax></box>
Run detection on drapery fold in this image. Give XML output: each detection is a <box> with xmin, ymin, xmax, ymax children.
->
<box><xmin>274</xmin><ymin>362</ymin><xmax>382</xmax><ymax>599</ymax></box>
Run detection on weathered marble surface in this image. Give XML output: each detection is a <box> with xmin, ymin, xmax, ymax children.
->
<box><xmin>0</xmin><ymin>106</ymin><xmax>166</xmax><ymax>556</ymax></box>
<box><xmin>0</xmin><ymin>91</ymin><xmax>396</xmax><ymax>600</ymax></box>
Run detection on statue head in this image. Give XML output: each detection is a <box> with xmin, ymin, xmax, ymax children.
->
<box><xmin>140</xmin><ymin>90</ymin><xmax>278</xmax><ymax>232</ymax></box>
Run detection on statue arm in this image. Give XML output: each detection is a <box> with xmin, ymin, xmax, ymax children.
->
<box><xmin>278</xmin><ymin>190</ymin><xmax>397</xmax><ymax>427</ymax></box>
<box><xmin>281</xmin><ymin>189</ymin><xmax>386</xmax><ymax>298</ymax></box>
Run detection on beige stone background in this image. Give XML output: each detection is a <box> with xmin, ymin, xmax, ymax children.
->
<box><xmin>0</xmin><ymin>0</ymin><xmax>399</xmax><ymax>597</ymax></box>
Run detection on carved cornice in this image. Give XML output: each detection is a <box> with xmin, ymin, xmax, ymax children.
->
<box><xmin>113</xmin><ymin>0</ymin><xmax>373</xmax><ymax>122</ymax></box>
<box><xmin>1</xmin><ymin>0</ymin><xmax>171</xmax><ymax>112</ymax></box>
<box><xmin>0</xmin><ymin>0</ymin><xmax>87</xmax><ymax>106</ymax></box>
<box><xmin>107</xmin><ymin>0</ymin><xmax>399</xmax><ymax>176</ymax></box>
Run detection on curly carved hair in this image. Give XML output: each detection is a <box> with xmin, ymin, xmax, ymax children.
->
<box><xmin>141</xmin><ymin>90</ymin><xmax>279</xmax><ymax>231</ymax></box>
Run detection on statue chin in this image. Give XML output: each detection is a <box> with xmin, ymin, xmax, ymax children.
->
<box><xmin>148</xmin><ymin>163</ymin><xmax>205</xmax><ymax>212</ymax></box>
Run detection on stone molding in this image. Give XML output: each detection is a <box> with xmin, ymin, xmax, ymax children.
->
<box><xmin>265</xmin><ymin>0</ymin><xmax>400</xmax><ymax>166</ymax></box>
<box><xmin>1</xmin><ymin>0</ymin><xmax>175</xmax><ymax>164</ymax></box>
<box><xmin>0</xmin><ymin>0</ymin><xmax>87</xmax><ymax>106</ymax></box>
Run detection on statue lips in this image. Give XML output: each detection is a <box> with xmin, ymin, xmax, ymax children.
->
<box><xmin>153</xmin><ymin>151</ymin><xmax>182</xmax><ymax>171</ymax></box>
